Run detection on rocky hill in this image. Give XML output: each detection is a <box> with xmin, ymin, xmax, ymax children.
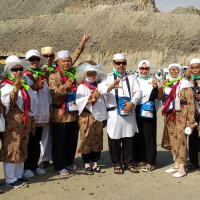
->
<box><xmin>0</xmin><ymin>0</ymin><xmax>199</xmax><ymax>71</ymax></box>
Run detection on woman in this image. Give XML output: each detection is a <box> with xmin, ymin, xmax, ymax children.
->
<box><xmin>0</xmin><ymin>55</ymin><xmax>35</xmax><ymax>188</ymax></box>
<box><xmin>23</xmin><ymin>49</ymin><xmax>51</xmax><ymax>178</ymax></box>
<box><xmin>159</xmin><ymin>63</ymin><xmax>195</xmax><ymax>178</ymax></box>
<box><xmin>135</xmin><ymin>60</ymin><xmax>158</xmax><ymax>172</ymax></box>
<box><xmin>76</xmin><ymin>61</ymin><xmax>107</xmax><ymax>175</ymax></box>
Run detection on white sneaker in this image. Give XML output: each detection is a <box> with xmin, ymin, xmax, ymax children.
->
<box><xmin>34</xmin><ymin>168</ymin><xmax>46</xmax><ymax>175</ymax></box>
<box><xmin>173</xmin><ymin>171</ymin><xmax>186</xmax><ymax>178</ymax></box>
<box><xmin>23</xmin><ymin>169</ymin><xmax>35</xmax><ymax>178</ymax></box>
<box><xmin>165</xmin><ymin>167</ymin><xmax>178</xmax><ymax>173</ymax></box>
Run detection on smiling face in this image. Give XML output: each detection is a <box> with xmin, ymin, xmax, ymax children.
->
<box><xmin>11</xmin><ymin>64</ymin><xmax>24</xmax><ymax>79</ymax></box>
<box><xmin>190</xmin><ymin>63</ymin><xmax>200</xmax><ymax>76</ymax></box>
<box><xmin>86</xmin><ymin>71</ymin><xmax>97</xmax><ymax>83</ymax></box>
<box><xmin>139</xmin><ymin>63</ymin><xmax>150</xmax><ymax>77</ymax></box>
<box><xmin>57</xmin><ymin>57</ymin><xmax>72</xmax><ymax>71</ymax></box>
<box><xmin>29</xmin><ymin>56</ymin><xmax>41</xmax><ymax>69</ymax></box>
<box><xmin>169</xmin><ymin>66</ymin><xmax>180</xmax><ymax>78</ymax></box>
<box><xmin>42</xmin><ymin>53</ymin><xmax>55</xmax><ymax>66</ymax></box>
<box><xmin>113</xmin><ymin>59</ymin><xmax>127</xmax><ymax>74</ymax></box>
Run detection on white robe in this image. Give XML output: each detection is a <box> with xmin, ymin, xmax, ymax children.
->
<box><xmin>76</xmin><ymin>84</ymin><xmax>107</xmax><ymax>122</ymax></box>
<box><xmin>98</xmin><ymin>72</ymin><xmax>142</xmax><ymax>139</ymax></box>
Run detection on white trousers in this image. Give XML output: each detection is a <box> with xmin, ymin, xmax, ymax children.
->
<box><xmin>40</xmin><ymin>124</ymin><xmax>52</xmax><ymax>161</ymax></box>
<box><xmin>3</xmin><ymin>162</ymin><xmax>24</xmax><ymax>184</ymax></box>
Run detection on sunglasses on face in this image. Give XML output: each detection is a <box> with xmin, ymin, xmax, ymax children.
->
<box><xmin>140</xmin><ymin>67</ymin><xmax>149</xmax><ymax>71</ymax></box>
<box><xmin>114</xmin><ymin>61</ymin><xmax>127</xmax><ymax>66</ymax></box>
<box><xmin>87</xmin><ymin>72</ymin><xmax>97</xmax><ymax>76</ymax></box>
<box><xmin>11</xmin><ymin>67</ymin><xmax>23</xmax><ymax>72</ymax></box>
<box><xmin>28</xmin><ymin>57</ymin><xmax>41</xmax><ymax>62</ymax></box>
<box><xmin>42</xmin><ymin>54</ymin><xmax>55</xmax><ymax>58</ymax></box>
<box><xmin>190</xmin><ymin>66</ymin><xmax>200</xmax><ymax>70</ymax></box>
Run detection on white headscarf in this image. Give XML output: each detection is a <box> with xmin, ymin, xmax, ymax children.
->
<box><xmin>167</xmin><ymin>63</ymin><xmax>182</xmax><ymax>81</ymax></box>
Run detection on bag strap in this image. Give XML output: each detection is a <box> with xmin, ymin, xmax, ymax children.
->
<box><xmin>125</xmin><ymin>76</ymin><xmax>131</xmax><ymax>98</ymax></box>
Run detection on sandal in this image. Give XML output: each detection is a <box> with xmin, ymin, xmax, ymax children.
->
<box><xmin>114</xmin><ymin>166</ymin><xmax>124</xmax><ymax>174</ymax></box>
<box><xmin>85</xmin><ymin>167</ymin><xmax>93</xmax><ymax>175</ymax></box>
<box><xmin>66</xmin><ymin>164</ymin><xmax>79</xmax><ymax>171</ymax></box>
<box><xmin>142</xmin><ymin>164</ymin><xmax>155</xmax><ymax>172</ymax></box>
<box><xmin>127</xmin><ymin>166</ymin><xmax>139</xmax><ymax>173</ymax></box>
<box><xmin>93</xmin><ymin>166</ymin><xmax>105</xmax><ymax>173</ymax></box>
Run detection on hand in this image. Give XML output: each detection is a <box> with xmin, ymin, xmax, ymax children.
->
<box><xmin>107</xmin><ymin>76</ymin><xmax>124</xmax><ymax>92</ymax></box>
<box><xmin>149</xmin><ymin>80</ymin><xmax>158</xmax><ymax>88</ymax></box>
<box><xmin>80</xmin><ymin>30</ymin><xmax>89</xmax><ymax>46</ymax></box>
<box><xmin>64</xmin><ymin>78</ymin><xmax>73</xmax><ymax>89</ymax></box>
<box><xmin>158</xmin><ymin>80</ymin><xmax>167</xmax><ymax>89</ymax></box>
<box><xmin>187</xmin><ymin>123</ymin><xmax>197</xmax><ymax>132</ymax></box>
<box><xmin>123</xmin><ymin>102</ymin><xmax>134</xmax><ymax>113</ymax></box>
<box><xmin>93</xmin><ymin>89</ymin><xmax>100</xmax><ymax>98</ymax></box>
<box><xmin>195</xmin><ymin>94</ymin><xmax>200</xmax><ymax>101</ymax></box>
<box><xmin>14</xmin><ymin>77</ymin><xmax>22</xmax><ymax>90</ymax></box>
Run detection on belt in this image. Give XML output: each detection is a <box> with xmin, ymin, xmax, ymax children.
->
<box><xmin>180</xmin><ymin>101</ymin><xmax>187</xmax><ymax>105</ymax></box>
<box><xmin>52</xmin><ymin>104</ymin><xmax>62</xmax><ymax>109</ymax></box>
<box><xmin>107</xmin><ymin>106</ymin><xmax>117</xmax><ymax>112</ymax></box>
<box><xmin>83</xmin><ymin>109</ymin><xmax>91</xmax><ymax>114</ymax></box>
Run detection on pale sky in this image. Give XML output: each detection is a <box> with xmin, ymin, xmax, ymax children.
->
<box><xmin>154</xmin><ymin>0</ymin><xmax>200</xmax><ymax>12</ymax></box>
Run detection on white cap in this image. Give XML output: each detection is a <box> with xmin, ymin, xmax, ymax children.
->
<box><xmin>190</xmin><ymin>58</ymin><xmax>200</xmax><ymax>66</ymax></box>
<box><xmin>26</xmin><ymin>49</ymin><xmax>41</xmax><ymax>60</ymax></box>
<box><xmin>113</xmin><ymin>53</ymin><xmax>126</xmax><ymax>61</ymax></box>
<box><xmin>57</xmin><ymin>50</ymin><xmax>71</xmax><ymax>60</ymax></box>
<box><xmin>138</xmin><ymin>60</ymin><xmax>151</xmax><ymax>68</ymax></box>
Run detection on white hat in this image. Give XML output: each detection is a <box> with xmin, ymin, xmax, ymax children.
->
<box><xmin>26</xmin><ymin>49</ymin><xmax>41</xmax><ymax>60</ymax></box>
<box><xmin>138</xmin><ymin>60</ymin><xmax>151</xmax><ymax>69</ymax></box>
<box><xmin>57</xmin><ymin>50</ymin><xmax>71</xmax><ymax>60</ymax></box>
<box><xmin>113</xmin><ymin>53</ymin><xmax>126</xmax><ymax>61</ymax></box>
<box><xmin>190</xmin><ymin>58</ymin><xmax>200</xmax><ymax>66</ymax></box>
<box><xmin>76</xmin><ymin>62</ymin><xmax>104</xmax><ymax>84</ymax></box>
<box><xmin>41</xmin><ymin>46</ymin><xmax>55</xmax><ymax>55</ymax></box>
<box><xmin>2</xmin><ymin>55</ymin><xmax>29</xmax><ymax>77</ymax></box>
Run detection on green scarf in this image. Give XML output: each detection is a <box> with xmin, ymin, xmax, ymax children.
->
<box><xmin>113</xmin><ymin>67</ymin><xmax>123</xmax><ymax>77</ymax></box>
<box><xmin>191</xmin><ymin>74</ymin><xmax>200</xmax><ymax>80</ymax></box>
<box><xmin>139</xmin><ymin>75</ymin><xmax>150</xmax><ymax>80</ymax></box>
<box><xmin>28</xmin><ymin>67</ymin><xmax>46</xmax><ymax>80</ymax></box>
<box><xmin>5</xmin><ymin>72</ymin><xmax>30</xmax><ymax>90</ymax></box>
<box><xmin>164</xmin><ymin>77</ymin><xmax>182</xmax><ymax>87</ymax></box>
<box><xmin>61</xmin><ymin>66</ymin><xmax>77</xmax><ymax>81</ymax></box>
<box><xmin>45</xmin><ymin>65</ymin><xmax>54</xmax><ymax>74</ymax></box>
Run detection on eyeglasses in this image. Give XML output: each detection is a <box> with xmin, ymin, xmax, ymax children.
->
<box><xmin>87</xmin><ymin>72</ymin><xmax>97</xmax><ymax>76</ymax></box>
<box><xmin>114</xmin><ymin>62</ymin><xmax>127</xmax><ymax>66</ymax></box>
<box><xmin>28</xmin><ymin>57</ymin><xmax>41</xmax><ymax>62</ymax></box>
<box><xmin>190</xmin><ymin>66</ymin><xmax>200</xmax><ymax>70</ymax></box>
<box><xmin>42</xmin><ymin>54</ymin><xmax>55</xmax><ymax>58</ymax></box>
<box><xmin>169</xmin><ymin>68</ymin><xmax>179</xmax><ymax>72</ymax></box>
<box><xmin>140</xmin><ymin>67</ymin><xmax>149</xmax><ymax>71</ymax></box>
<box><xmin>11</xmin><ymin>67</ymin><xmax>23</xmax><ymax>72</ymax></box>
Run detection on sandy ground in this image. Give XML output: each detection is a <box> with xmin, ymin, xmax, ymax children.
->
<box><xmin>0</xmin><ymin>110</ymin><xmax>200</xmax><ymax>200</ymax></box>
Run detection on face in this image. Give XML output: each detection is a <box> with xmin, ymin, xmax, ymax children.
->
<box><xmin>41</xmin><ymin>53</ymin><xmax>55</xmax><ymax>66</ymax></box>
<box><xmin>11</xmin><ymin>64</ymin><xmax>24</xmax><ymax>79</ymax></box>
<box><xmin>139</xmin><ymin>63</ymin><xmax>150</xmax><ymax>77</ymax></box>
<box><xmin>190</xmin><ymin>63</ymin><xmax>200</xmax><ymax>76</ymax></box>
<box><xmin>29</xmin><ymin>56</ymin><xmax>41</xmax><ymax>69</ymax></box>
<box><xmin>87</xmin><ymin>71</ymin><xmax>97</xmax><ymax>82</ymax></box>
<box><xmin>57</xmin><ymin>57</ymin><xmax>72</xmax><ymax>71</ymax></box>
<box><xmin>113</xmin><ymin>59</ymin><xmax>127</xmax><ymax>74</ymax></box>
<box><xmin>169</xmin><ymin>66</ymin><xmax>179</xmax><ymax>78</ymax></box>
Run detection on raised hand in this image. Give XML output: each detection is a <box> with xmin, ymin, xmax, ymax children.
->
<box><xmin>107</xmin><ymin>76</ymin><xmax>124</xmax><ymax>93</ymax></box>
<box><xmin>149</xmin><ymin>80</ymin><xmax>158</xmax><ymax>88</ymax></box>
<box><xmin>14</xmin><ymin>76</ymin><xmax>22</xmax><ymax>90</ymax></box>
<box><xmin>81</xmin><ymin>30</ymin><xmax>89</xmax><ymax>46</ymax></box>
<box><xmin>64</xmin><ymin>78</ymin><xmax>73</xmax><ymax>89</ymax></box>
<box><xmin>93</xmin><ymin>89</ymin><xmax>100</xmax><ymax>98</ymax></box>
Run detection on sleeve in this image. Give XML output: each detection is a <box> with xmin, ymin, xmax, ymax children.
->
<box><xmin>71</xmin><ymin>42</ymin><xmax>85</xmax><ymax>66</ymax></box>
<box><xmin>131</xmin><ymin>78</ymin><xmax>142</xmax><ymax>106</ymax></box>
<box><xmin>157</xmin><ymin>87</ymin><xmax>164</xmax><ymax>100</ymax></box>
<box><xmin>48</xmin><ymin>73</ymin><xmax>69</xmax><ymax>97</ymax></box>
<box><xmin>185</xmin><ymin>87</ymin><xmax>195</xmax><ymax>123</ymax></box>
<box><xmin>98</xmin><ymin>76</ymin><xmax>110</xmax><ymax>95</ymax></box>
<box><xmin>149</xmin><ymin>88</ymin><xmax>158</xmax><ymax>101</ymax></box>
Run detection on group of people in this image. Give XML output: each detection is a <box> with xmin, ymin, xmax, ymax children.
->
<box><xmin>0</xmin><ymin>31</ymin><xmax>200</xmax><ymax>189</ymax></box>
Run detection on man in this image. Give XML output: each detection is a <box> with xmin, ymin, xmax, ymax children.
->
<box><xmin>39</xmin><ymin>30</ymin><xmax>89</xmax><ymax>169</ymax></box>
<box><xmin>49</xmin><ymin>50</ymin><xmax>79</xmax><ymax>175</ymax></box>
<box><xmin>98</xmin><ymin>53</ymin><xmax>142</xmax><ymax>174</ymax></box>
<box><xmin>185</xmin><ymin>58</ymin><xmax>200</xmax><ymax>173</ymax></box>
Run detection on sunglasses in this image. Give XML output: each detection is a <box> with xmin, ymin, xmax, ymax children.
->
<box><xmin>114</xmin><ymin>62</ymin><xmax>127</xmax><ymax>66</ymax></box>
<box><xmin>140</xmin><ymin>67</ymin><xmax>149</xmax><ymax>71</ymax></box>
<box><xmin>28</xmin><ymin>57</ymin><xmax>41</xmax><ymax>62</ymax></box>
<box><xmin>87</xmin><ymin>72</ymin><xmax>97</xmax><ymax>76</ymax></box>
<box><xmin>11</xmin><ymin>67</ymin><xmax>23</xmax><ymax>72</ymax></box>
<box><xmin>42</xmin><ymin>54</ymin><xmax>55</xmax><ymax>58</ymax></box>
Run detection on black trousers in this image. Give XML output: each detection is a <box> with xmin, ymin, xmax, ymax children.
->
<box><xmin>135</xmin><ymin>105</ymin><xmax>157</xmax><ymax>165</ymax></box>
<box><xmin>108</xmin><ymin>135</ymin><xmax>134</xmax><ymax>168</ymax></box>
<box><xmin>52</xmin><ymin>121</ymin><xmax>79</xmax><ymax>171</ymax></box>
<box><xmin>82</xmin><ymin>151</ymin><xmax>101</xmax><ymax>163</ymax></box>
<box><xmin>189</xmin><ymin>127</ymin><xmax>200</xmax><ymax>166</ymax></box>
<box><xmin>24</xmin><ymin>127</ymin><xmax>43</xmax><ymax>170</ymax></box>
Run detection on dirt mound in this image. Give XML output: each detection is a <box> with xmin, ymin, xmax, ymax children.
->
<box><xmin>0</xmin><ymin>0</ymin><xmax>199</xmax><ymax>71</ymax></box>
<box><xmin>172</xmin><ymin>6</ymin><xmax>200</xmax><ymax>15</ymax></box>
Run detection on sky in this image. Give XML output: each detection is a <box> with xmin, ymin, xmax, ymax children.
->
<box><xmin>154</xmin><ymin>0</ymin><xmax>200</xmax><ymax>12</ymax></box>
